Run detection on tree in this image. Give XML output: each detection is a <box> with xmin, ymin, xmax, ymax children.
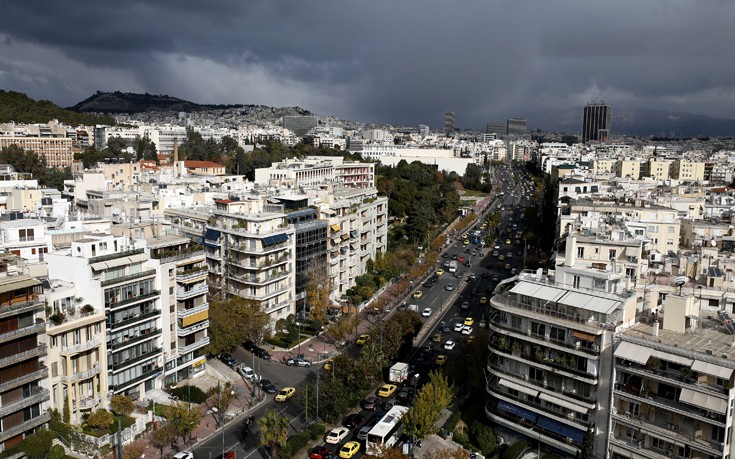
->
<box><xmin>86</xmin><ymin>408</ymin><xmax>114</xmax><ymax>430</ymax></box>
<box><xmin>207</xmin><ymin>296</ymin><xmax>269</xmax><ymax>356</ymax></box>
<box><xmin>123</xmin><ymin>440</ymin><xmax>146</xmax><ymax>459</ymax></box>
<box><xmin>150</xmin><ymin>423</ymin><xmax>177</xmax><ymax>458</ymax></box>
<box><xmin>421</xmin><ymin>448</ymin><xmax>470</xmax><ymax>459</ymax></box>
<box><xmin>21</xmin><ymin>430</ymin><xmax>54</xmax><ymax>459</ymax></box>
<box><xmin>403</xmin><ymin>371</ymin><xmax>454</xmax><ymax>439</ymax></box>
<box><xmin>326</xmin><ymin>314</ymin><xmax>356</xmax><ymax>347</ymax></box>
<box><xmin>575</xmin><ymin>427</ymin><xmax>594</xmax><ymax>459</ymax></box>
<box><xmin>165</xmin><ymin>402</ymin><xmax>203</xmax><ymax>444</ymax></box>
<box><xmin>49</xmin><ymin>444</ymin><xmax>66</xmax><ymax>459</ymax></box>
<box><xmin>470</xmin><ymin>420</ymin><xmax>497</xmax><ymax>457</ymax></box>
<box><xmin>110</xmin><ymin>394</ymin><xmax>135</xmax><ymax>417</ymax></box>
<box><xmin>304</xmin><ymin>259</ymin><xmax>333</xmax><ymax>323</ymax></box>
<box><xmin>258</xmin><ymin>409</ymin><xmax>289</xmax><ymax>459</ymax></box>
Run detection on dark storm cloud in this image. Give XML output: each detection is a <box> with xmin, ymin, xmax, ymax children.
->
<box><xmin>1</xmin><ymin>0</ymin><xmax>735</xmax><ymax>127</ymax></box>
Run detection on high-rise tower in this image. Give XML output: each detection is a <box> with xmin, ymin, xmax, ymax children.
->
<box><xmin>444</xmin><ymin>111</ymin><xmax>456</xmax><ymax>134</ymax></box>
<box><xmin>582</xmin><ymin>103</ymin><xmax>611</xmax><ymax>143</ymax></box>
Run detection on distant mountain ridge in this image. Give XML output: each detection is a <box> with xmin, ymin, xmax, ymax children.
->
<box><xmin>0</xmin><ymin>90</ymin><xmax>117</xmax><ymax>126</ymax></box>
<box><xmin>68</xmin><ymin>91</ymin><xmax>247</xmax><ymax>114</ymax></box>
<box><xmin>533</xmin><ymin>107</ymin><xmax>735</xmax><ymax>138</ymax></box>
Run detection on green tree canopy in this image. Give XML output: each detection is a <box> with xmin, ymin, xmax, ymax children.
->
<box><xmin>165</xmin><ymin>402</ymin><xmax>203</xmax><ymax>443</ymax></box>
<box><xmin>259</xmin><ymin>409</ymin><xmax>290</xmax><ymax>459</ymax></box>
<box><xmin>207</xmin><ymin>296</ymin><xmax>270</xmax><ymax>355</ymax></box>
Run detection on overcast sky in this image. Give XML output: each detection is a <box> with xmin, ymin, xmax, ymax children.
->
<box><xmin>1</xmin><ymin>1</ymin><xmax>734</xmax><ymax>129</ymax></box>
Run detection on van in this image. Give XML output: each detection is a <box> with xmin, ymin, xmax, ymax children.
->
<box><xmin>408</xmin><ymin>304</ymin><xmax>419</xmax><ymax>312</ymax></box>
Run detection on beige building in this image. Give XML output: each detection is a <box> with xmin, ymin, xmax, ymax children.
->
<box><xmin>618</xmin><ymin>159</ymin><xmax>642</xmax><ymax>180</ymax></box>
<box><xmin>648</xmin><ymin>158</ymin><xmax>673</xmax><ymax>181</ymax></box>
<box><xmin>593</xmin><ymin>158</ymin><xmax>617</xmax><ymax>176</ymax></box>
<box><xmin>0</xmin><ymin>136</ymin><xmax>73</xmax><ymax>168</ymax></box>
<box><xmin>676</xmin><ymin>159</ymin><xmax>706</xmax><ymax>182</ymax></box>
<box><xmin>45</xmin><ymin>280</ymin><xmax>107</xmax><ymax>424</ymax></box>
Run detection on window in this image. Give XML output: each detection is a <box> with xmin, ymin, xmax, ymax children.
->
<box><xmin>511</xmin><ymin>315</ymin><xmax>522</xmax><ymax>330</ymax></box>
<box><xmin>51</xmin><ymin>362</ymin><xmax>57</xmax><ymax>377</ymax></box>
<box><xmin>74</xmin><ymin>330</ymin><xmax>80</xmax><ymax>345</ymax></box>
<box><xmin>577</xmin><ymin>247</ymin><xmax>585</xmax><ymax>258</ymax></box>
<box><xmin>609</xmin><ymin>249</ymin><xmax>617</xmax><ymax>260</ymax></box>
<box><xmin>573</xmin><ymin>276</ymin><xmax>580</xmax><ymax>288</ymax></box>
<box><xmin>85</xmin><ymin>326</ymin><xmax>91</xmax><ymax>341</ymax></box>
<box><xmin>593</xmin><ymin>278</ymin><xmax>607</xmax><ymax>290</ymax></box>
<box><xmin>549</xmin><ymin>327</ymin><xmax>565</xmax><ymax>342</ymax></box>
<box><xmin>50</xmin><ymin>336</ymin><xmax>57</xmax><ymax>347</ymax></box>
<box><xmin>94</xmin><ymin>323</ymin><xmax>101</xmax><ymax>333</ymax></box>
<box><xmin>531</xmin><ymin>322</ymin><xmax>546</xmax><ymax>337</ymax></box>
<box><xmin>18</xmin><ymin>228</ymin><xmax>35</xmax><ymax>241</ymax></box>
<box><xmin>648</xmin><ymin>226</ymin><xmax>658</xmax><ymax>233</ymax></box>
<box><xmin>668</xmin><ymin>226</ymin><xmax>675</xmax><ymax>233</ymax></box>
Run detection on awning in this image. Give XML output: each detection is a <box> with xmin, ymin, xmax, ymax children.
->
<box><xmin>204</xmin><ymin>228</ymin><xmax>221</xmax><ymax>241</ymax></box>
<box><xmin>497</xmin><ymin>400</ymin><xmax>538</xmax><ymax>422</ymax></box>
<box><xmin>0</xmin><ymin>278</ymin><xmax>42</xmax><ymax>295</ymax></box>
<box><xmin>350</xmin><ymin>230</ymin><xmax>358</xmax><ymax>238</ymax></box>
<box><xmin>341</xmin><ymin>234</ymin><xmax>350</xmax><ymax>240</ymax></box>
<box><xmin>614</xmin><ymin>341</ymin><xmax>653</xmax><ymax>365</ymax></box>
<box><xmin>90</xmin><ymin>253</ymin><xmax>148</xmax><ymax>271</ymax></box>
<box><xmin>204</xmin><ymin>242</ymin><xmax>219</xmax><ymax>249</ymax></box>
<box><xmin>330</xmin><ymin>224</ymin><xmax>341</xmax><ymax>232</ymax></box>
<box><xmin>536</xmin><ymin>416</ymin><xmax>585</xmax><ymax>443</ymax></box>
<box><xmin>262</xmin><ymin>233</ymin><xmax>288</xmax><ymax>247</ymax></box>
<box><xmin>498</xmin><ymin>379</ymin><xmax>539</xmax><ymax>398</ymax></box>
<box><xmin>539</xmin><ymin>392</ymin><xmax>589</xmax><ymax>414</ymax></box>
<box><xmin>679</xmin><ymin>388</ymin><xmax>727</xmax><ymax>414</ymax></box>
<box><xmin>691</xmin><ymin>360</ymin><xmax>734</xmax><ymax>379</ymax></box>
<box><xmin>651</xmin><ymin>350</ymin><xmax>694</xmax><ymax>367</ymax></box>
<box><xmin>572</xmin><ymin>330</ymin><xmax>597</xmax><ymax>343</ymax></box>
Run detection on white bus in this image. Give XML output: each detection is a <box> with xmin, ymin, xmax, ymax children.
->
<box><xmin>366</xmin><ymin>405</ymin><xmax>409</xmax><ymax>455</ymax></box>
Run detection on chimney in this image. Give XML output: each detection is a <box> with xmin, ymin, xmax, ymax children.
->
<box><xmin>652</xmin><ymin>320</ymin><xmax>659</xmax><ymax>337</ymax></box>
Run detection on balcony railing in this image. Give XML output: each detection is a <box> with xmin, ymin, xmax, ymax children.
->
<box><xmin>488</xmin><ymin>340</ymin><xmax>598</xmax><ymax>384</ymax></box>
<box><xmin>111</xmin><ymin>367</ymin><xmax>160</xmax><ymax>393</ymax></box>
<box><xmin>109</xmin><ymin>348</ymin><xmax>162</xmax><ymax>372</ymax></box>
<box><xmin>485</xmin><ymin>403</ymin><xmax>580</xmax><ymax>454</ymax></box>
<box><xmin>78</xmin><ymin>395</ymin><xmax>102</xmax><ymax>410</ymax></box>
<box><xmin>487</xmin><ymin>361</ymin><xmax>596</xmax><ymax>406</ymax></box>
<box><xmin>0</xmin><ymin>411</ymin><xmax>50</xmax><ymax>443</ymax></box>
<box><xmin>0</xmin><ymin>387</ymin><xmax>50</xmax><ymax>417</ymax></box>
<box><xmin>177</xmin><ymin>303</ymin><xmax>209</xmax><ymax>319</ymax></box>
<box><xmin>0</xmin><ymin>297</ymin><xmax>44</xmax><ymax>320</ymax></box>
<box><xmin>101</xmin><ymin>269</ymin><xmax>156</xmax><ymax>287</ymax></box>
<box><xmin>107</xmin><ymin>290</ymin><xmax>161</xmax><ymax>310</ymax></box>
<box><xmin>177</xmin><ymin>320</ymin><xmax>209</xmax><ymax>337</ymax></box>
<box><xmin>179</xmin><ymin>336</ymin><xmax>210</xmax><ymax>355</ymax></box>
<box><xmin>89</xmin><ymin>248</ymin><xmax>144</xmax><ymax>264</ymax></box>
<box><xmin>617</xmin><ymin>361</ymin><xmax>728</xmax><ymax>397</ymax></box>
<box><xmin>0</xmin><ymin>322</ymin><xmax>46</xmax><ymax>345</ymax></box>
<box><xmin>61</xmin><ymin>336</ymin><xmax>103</xmax><ymax>355</ymax></box>
<box><xmin>61</xmin><ymin>364</ymin><xmax>101</xmax><ymax>383</ymax></box>
<box><xmin>489</xmin><ymin>320</ymin><xmax>600</xmax><ymax>356</ymax></box>
<box><xmin>109</xmin><ymin>329</ymin><xmax>161</xmax><ymax>351</ymax></box>
<box><xmin>0</xmin><ymin>344</ymin><xmax>46</xmax><ymax>367</ymax></box>
<box><xmin>229</xmin><ymin>240</ymin><xmax>289</xmax><ymax>255</ymax></box>
<box><xmin>0</xmin><ymin>367</ymin><xmax>48</xmax><ymax>393</ymax></box>
<box><xmin>176</xmin><ymin>268</ymin><xmax>208</xmax><ymax>282</ymax></box>
<box><xmin>227</xmin><ymin>269</ymin><xmax>291</xmax><ymax>286</ymax></box>
<box><xmin>177</xmin><ymin>284</ymin><xmax>208</xmax><ymax>300</ymax></box>
<box><xmin>155</xmin><ymin>249</ymin><xmax>205</xmax><ymax>265</ymax></box>
<box><xmin>613</xmin><ymin>384</ymin><xmax>726</xmax><ymax>426</ymax></box>
<box><xmin>108</xmin><ymin>309</ymin><xmax>160</xmax><ymax>331</ymax></box>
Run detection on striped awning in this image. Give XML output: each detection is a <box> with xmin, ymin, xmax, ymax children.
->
<box><xmin>691</xmin><ymin>360</ymin><xmax>734</xmax><ymax>379</ymax></box>
<box><xmin>498</xmin><ymin>379</ymin><xmax>539</xmax><ymax>398</ymax></box>
<box><xmin>614</xmin><ymin>341</ymin><xmax>653</xmax><ymax>365</ymax></box>
<box><xmin>679</xmin><ymin>387</ymin><xmax>727</xmax><ymax>414</ymax></box>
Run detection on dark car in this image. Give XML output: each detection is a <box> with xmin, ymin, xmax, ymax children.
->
<box><xmin>253</xmin><ymin>347</ymin><xmax>271</xmax><ymax>360</ymax></box>
<box><xmin>362</xmin><ymin>396</ymin><xmax>379</xmax><ymax>410</ymax></box>
<box><xmin>310</xmin><ymin>445</ymin><xmax>333</xmax><ymax>459</ymax></box>
<box><xmin>397</xmin><ymin>387</ymin><xmax>415</xmax><ymax>404</ymax></box>
<box><xmin>423</xmin><ymin>280</ymin><xmax>434</xmax><ymax>288</ymax></box>
<box><xmin>219</xmin><ymin>353</ymin><xmax>237</xmax><ymax>367</ymax></box>
<box><xmin>260</xmin><ymin>379</ymin><xmax>277</xmax><ymax>394</ymax></box>
<box><xmin>342</xmin><ymin>413</ymin><xmax>365</xmax><ymax>429</ymax></box>
<box><xmin>242</xmin><ymin>340</ymin><xmax>257</xmax><ymax>352</ymax></box>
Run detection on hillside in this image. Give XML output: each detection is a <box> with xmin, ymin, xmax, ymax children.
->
<box><xmin>0</xmin><ymin>90</ymin><xmax>117</xmax><ymax>126</ymax></box>
<box><xmin>69</xmin><ymin>91</ymin><xmax>246</xmax><ymax>114</ymax></box>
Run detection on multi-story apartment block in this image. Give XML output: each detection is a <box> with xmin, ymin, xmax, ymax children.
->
<box><xmin>145</xmin><ymin>236</ymin><xmax>209</xmax><ymax>386</ymax></box>
<box><xmin>0</xmin><ymin>136</ymin><xmax>73</xmax><ymax>168</ymax></box>
<box><xmin>204</xmin><ymin>198</ymin><xmax>296</xmax><ymax>322</ymax></box>
<box><xmin>0</xmin><ymin>218</ymin><xmax>51</xmax><ymax>265</ymax></box>
<box><xmin>486</xmin><ymin>265</ymin><xmax>637</xmax><ymax>457</ymax></box>
<box><xmin>676</xmin><ymin>159</ymin><xmax>706</xmax><ymax>182</ymax></box>
<box><xmin>609</xmin><ymin>293</ymin><xmax>735</xmax><ymax>459</ymax></box>
<box><xmin>45</xmin><ymin>280</ymin><xmax>107</xmax><ymax>424</ymax></box>
<box><xmin>47</xmin><ymin>235</ymin><xmax>163</xmax><ymax>399</ymax></box>
<box><xmin>0</xmin><ymin>255</ymin><xmax>49</xmax><ymax>451</ymax></box>
<box><xmin>649</xmin><ymin>158</ymin><xmax>674</xmax><ymax>182</ymax></box>
<box><xmin>558</xmin><ymin>178</ymin><xmax>601</xmax><ymax>203</ymax></box>
<box><xmin>284</xmin><ymin>209</ymin><xmax>327</xmax><ymax>316</ymax></box>
<box><xmin>559</xmin><ymin>234</ymin><xmax>644</xmax><ymax>282</ymax></box>
<box><xmin>254</xmin><ymin>156</ymin><xmax>375</xmax><ymax>189</ymax></box>
<box><xmin>592</xmin><ymin>158</ymin><xmax>617</xmax><ymax>176</ymax></box>
<box><xmin>618</xmin><ymin>159</ymin><xmax>643</xmax><ymax>180</ymax></box>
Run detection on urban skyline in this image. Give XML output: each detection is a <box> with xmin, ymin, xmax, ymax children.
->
<box><xmin>1</xmin><ymin>1</ymin><xmax>735</xmax><ymax>129</ymax></box>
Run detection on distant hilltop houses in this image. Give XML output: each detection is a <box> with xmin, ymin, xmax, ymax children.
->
<box><xmin>4</xmin><ymin>101</ymin><xmax>735</xmax><ymax>455</ymax></box>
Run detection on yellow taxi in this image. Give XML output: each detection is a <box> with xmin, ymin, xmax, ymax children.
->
<box><xmin>377</xmin><ymin>384</ymin><xmax>398</xmax><ymax>398</ymax></box>
<box><xmin>356</xmin><ymin>334</ymin><xmax>370</xmax><ymax>345</ymax></box>
<box><xmin>339</xmin><ymin>441</ymin><xmax>360</xmax><ymax>458</ymax></box>
<box><xmin>275</xmin><ymin>387</ymin><xmax>295</xmax><ymax>402</ymax></box>
<box><xmin>412</xmin><ymin>290</ymin><xmax>424</xmax><ymax>299</ymax></box>
<box><xmin>436</xmin><ymin>269</ymin><xmax>444</xmax><ymax>276</ymax></box>
<box><xmin>480</xmin><ymin>296</ymin><xmax>488</xmax><ymax>304</ymax></box>
<box><xmin>323</xmin><ymin>358</ymin><xmax>334</xmax><ymax>371</ymax></box>
<box><xmin>435</xmin><ymin>355</ymin><xmax>447</xmax><ymax>366</ymax></box>
<box><xmin>464</xmin><ymin>317</ymin><xmax>475</xmax><ymax>326</ymax></box>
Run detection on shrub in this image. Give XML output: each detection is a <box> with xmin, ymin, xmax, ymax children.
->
<box><xmin>21</xmin><ymin>430</ymin><xmax>55</xmax><ymax>459</ymax></box>
<box><xmin>110</xmin><ymin>394</ymin><xmax>135</xmax><ymax>416</ymax></box>
<box><xmin>502</xmin><ymin>440</ymin><xmax>529</xmax><ymax>459</ymax></box>
<box><xmin>86</xmin><ymin>409</ymin><xmax>114</xmax><ymax>430</ymax></box>
<box><xmin>306</xmin><ymin>423</ymin><xmax>325</xmax><ymax>440</ymax></box>
<box><xmin>169</xmin><ymin>385</ymin><xmax>207</xmax><ymax>404</ymax></box>
<box><xmin>470</xmin><ymin>420</ymin><xmax>496</xmax><ymax>457</ymax></box>
<box><xmin>48</xmin><ymin>445</ymin><xmax>66</xmax><ymax>459</ymax></box>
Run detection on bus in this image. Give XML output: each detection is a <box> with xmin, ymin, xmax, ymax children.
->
<box><xmin>365</xmin><ymin>405</ymin><xmax>409</xmax><ymax>455</ymax></box>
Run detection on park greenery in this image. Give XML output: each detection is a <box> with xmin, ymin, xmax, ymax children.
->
<box><xmin>206</xmin><ymin>296</ymin><xmax>270</xmax><ymax>356</ymax></box>
<box><xmin>0</xmin><ymin>90</ymin><xmax>117</xmax><ymax>126</ymax></box>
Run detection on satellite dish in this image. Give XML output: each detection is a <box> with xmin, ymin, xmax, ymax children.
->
<box><xmin>674</xmin><ymin>276</ymin><xmax>689</xmax><ymax>287</ymax></box>
<box><xmin>711</xmin><ymin>239</ymin><xmax>717</xmax><ymax>247</ymax></box>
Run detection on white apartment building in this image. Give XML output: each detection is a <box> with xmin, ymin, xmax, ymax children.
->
<box><xmin>254</xmin><ymin>156</ymin><xmax>375</xmax><ymax>189</ymax></box>
<box><xmin>47</xmin><ymin>235</ymin><xmax>164</xmax><ymax>399</ymax></box>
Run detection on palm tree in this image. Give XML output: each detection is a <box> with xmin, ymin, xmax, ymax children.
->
<box><xmin>258</xmin><ymin>409</ymin><xmax>289</xmax><ymax>459</ymax></box>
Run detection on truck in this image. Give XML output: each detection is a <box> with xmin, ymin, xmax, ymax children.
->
<box><xmin>389</xmin><ymin>362</ymin><xmax>409</xmax><ymax>384</ymax></box>
<box><xmin>448</xmin><ymin>260</ymin><xmax>458</xmax><ymax>273</ymax></box>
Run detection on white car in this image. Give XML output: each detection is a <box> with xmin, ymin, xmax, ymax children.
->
<box><xmin>461</xmin><ymin>300</ymin><xmax>469</xmax><ymax>310</ymax></box>
<box><xmin>445</xmin><ymin>283</ymin><xmax>455</xmax><ymax>291</ymax></box>
<box><xmin>462</xmin><ymin>326</ymin><xmax>474</xmax><ymax>335</ymax></box>
<box><xmin>173</xmin><ymin>453</ymin><xmax>194</xmax><ymax>459</ymax></box>
<box><xmin>326</xmin><ymin>426</ymin><xmax>350</xmax><ymax>444</ymax></box>
<box><xmin>453</xmin><ymin>322</ymin><xmax>464</xmax><ymax>332</ymax></box>
<box><xmin>422</xmin><ymin>308</ymin><xmax>432</xmax><ymax>317</ymax></box>
<box><xmin>444</xmin><ymin>340</ymin><xmax>456</xmax><ymax>350</ymax></box>
<box><xmin>238</xmin><ymin>365</ymin><xmax>257</xmax><ymax>380</ymax></box>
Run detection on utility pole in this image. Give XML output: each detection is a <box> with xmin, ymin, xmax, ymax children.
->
<box><xmin>316</xmin><ymin>371</ymin><xmax>319</xmax><ymax>422</ymax></box>
<box><xmin>219</xmin><ymin>382</ymin><xmax>224</xmax><ymax>457</ymax></box>
<box><xmin>117</xmin><ymin>417</ymin><xmax>123</xmax><ymax>459</ymax></box>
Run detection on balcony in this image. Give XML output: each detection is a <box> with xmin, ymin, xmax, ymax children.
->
<box><xmin>177</xmin><ymin>303</ymin><xmax>209</xmax><ymax>319</ymax></box>
<box><xmin>0</xmin><ymin>322</ymin><xmax>46</xmax><ymax>345</ymax></box>
<box><xmin>110</xmin><ymin>348</ymin><xmax>162</xmax><ymax>372</ymax></box>
<box><xmin>0</xmin><ymin>387</ymin><xmax>50</xmax><ymax>417</ymax></box>
<box><xmin>227</xmin><ymin>269</ymin><xmax>291</xmax><ymax>286</ymax></box>
<box><xmin>61</xmin><ymin>364</ymin><xmax>101</xmax><ymax>383</ymax></box>
<box><xmin>109</xmin><ymin>309</ymin><xmax>160</xmax><ymax>331</ymax></box>
<box><xmin>0</xmin><ymin>367</ymin><xmax>48</xmax><ymax>393</ymax></box>
<box><xmin>61</xmin><ymin>336</ymin><xmax>103</xmax><ymax>355</ymax></box>
<box><xmin>613</xmin><ymin>383</ymin><xmax>726</xmax><ymax>426</ymax></box>
<box><xmin>111</xmin><ymin>367</ymin><xmax>160</xmax><ymax>393</ymax></box>
<box><xmin>77</xmin><ymin>395</ymin><xmax>102</xmax><ymax>410</ymax></box>
<box><xmin>0</xmin><ymin>297</ymin><xmax>44</xmax><ymax>320</ymax></box>
<box><xmin>247</xmin><ymin>283</ymin><xmax>291</xmax><ymax>301</ymax></box>
<box><xmin>608</xmin><ymin>436</ymin><xmax>671</xmax><ymax>459</ymax></box>
<box><xmin>176</xmin><ymin>268</ymin><xmax>208</xmax><ymax>283</ymax></box>
<box><xmin>488</xmin><ymin>339</ymin><xmax>598</xmax><ymax>384</ymax></box>
<box><xmin>0</xmin><ymin>411</ymin><xmax>51</xmax><ymax>443</ymax></box>
<box><xmin>109</xmin><ymin>329</ymin><xmax>162</xmax><ymax>351</ymax></box>
<box><xmin>179</xmin><ymin>336</ymin><xmax>210</xmax><ymax>355</ymax></box>
<box><xmin>229</xmin><ymin>240</ymin><xmax>289</xmax><ymax>255</ymax></box>
<box><xmin>154</xmin><ymin>249</ymin><xmax>205</xmax><ymax>265</ymax></box>
<box><xmin>264</xmin><ymin>301</ymin><xmax>291</xmax><ymax>314</ymax></box>
<box><xmin>177</xmin><ymin>320</ymin><xmax>209</xmax><ymax>337</ymax></box>
<box><xmin>108</xmin><ymin>290</ymin><xmax>161</xmax><ymax>311</ymax></box>
<box><xmin>0</xmin><ymin>344</ymin><xmax>46</xmax><ymax>367</ymax></box>
<box><xmin>89</xmin><ymin>248</ymin><xmax>144</xmax><ymax>264</ymax></box>
<box><xmin>489</xmin><ymin>319</ymin><xmax>600</xmax><ymax>357</ymax></box>
<box><xmin>101</xmin><ymin>269</ymin><xmax>156</xmax><ymax>287</ymax></box>
<box><xmin>177</xmin><ymin>283</ymin><xmax>208</xmax><ymax>300</ymax></box>
<box><xmin>616</xmin><ymin>361</ymin><xmax>728</xmax><ymax>397</ymax></box>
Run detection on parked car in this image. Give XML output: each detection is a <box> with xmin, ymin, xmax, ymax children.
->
<box><xmin>356</xmin><ymin>334</ymin><xmax>370</xmax><ymax>345</ymax></box>
<box><xmin>454</xmin><ymin>322</ymin><xmax>464</xmax><ymax>332</ymax></box>
<box><xmin>339</xmin><ymin>442</ymin><xmax>360</xmax><ymax>459</ymax></box>
<box><xmin>310</xmin><ymin>446</ymin><xmax>333</xmax><ymax>459</ymax></box>
<box><xmin>445</xmin><ymin>283</ymin><xmax>455</xmax><ymax>291</ymax></box>
<box><xmin>260</xmin><ymin>379</ymin><xmax>277</xmax><ymax>394</ymax></box>
<box><xmin>377</xmin><ymin>384</ymin><xmax>398</xmax><ymax>398</ymax></box>
<box><xmin>362</xmin><ymin>396</ymin><xmax>379</xmax><ymax>410</ymax></box>
<box><xmin>444</xmin><ymin>340</ymin><xmax>456</xmax><ymax>350</ymax></box>
<box><xmin>422</xmin><ymin>308</ymin><xmax>432</xmax><ymax>317</ymax></box>
<box><xmin>287</xmin><ymin>358</ymin><xmax>311</xmax><ymax>368</ymax></box>
<box><xmin>219</xmin><ymin>354</ymin><xmax>236</xmax><ymax>367</ymax></box>
<box><xmin>242</xmin><ymin>340</ymin><xmax>257</xmax><ymax>352</ymax></box>
<box><xmin>342</xmin><ymin>413</ymin><xmax>365</xmax><ymax>429</ymax></box>
<box><xmin>435</xmin><ymin>355</ymin><xmax>447</xmax><ymax>366</ymax></box>
<box><xmin>253</xmin><ymin>347</ymin><xmax>271</xmax><ymax>360</ymax></box>
<box><xmin>238</xmin><ymin>365</ymin><xmax>257</xmax><ymax>380</ymax></box>
<box><xmin>173</xmin><ymin>453</ymin><xmax>194</xmax><ymax>459</ymax></box>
